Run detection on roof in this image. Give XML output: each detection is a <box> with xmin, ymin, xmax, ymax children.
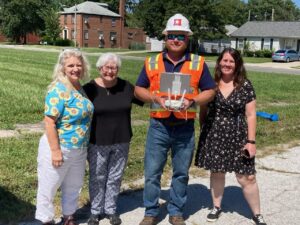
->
<box><xmin>230</xmin><ymin>21</ymin><xmax>300</xmax><ymax>38</ymax></box>
<box><xmin>225</xmin><ymin>25</ymin><xmax>238</xmax><ymax>36</ymax></box>
<box><xmin>61</xmin><ymin>1</ymin><xmax>120</xmax><ymax>17</ymax></box>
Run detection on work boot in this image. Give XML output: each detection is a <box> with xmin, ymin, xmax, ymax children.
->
<box><xmin>139</xmin><ymin>216</ymin><xmax>158</xmax><ymax>225</ymax></box>
<box><xmin>169</xmin><ymin>216</ymin><xmax>186</xmax><ymax>225</ymax></box>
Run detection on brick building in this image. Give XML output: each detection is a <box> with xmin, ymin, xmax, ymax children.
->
<box><xmin>60</xmin><ymin>1</ymin><xmax>146</xmax><ymax>48</ymax></box>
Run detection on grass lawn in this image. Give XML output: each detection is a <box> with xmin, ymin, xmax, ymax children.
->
<box><xmin>0</xmin><ymin>48</ymin><xmax>300</xmax><ymax>223</ymax></box>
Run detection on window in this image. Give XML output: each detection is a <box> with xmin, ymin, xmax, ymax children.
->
<box><xmin>112</xmin><ymin>18</ymin><xmax>116</xmax><ymax>27</ymax></box>
<box><xmin>64</xmin><ymin>15</ymin><xmax>67</xmax><ymax>25</ymax></box>
<box><xmin>128</xmin><ymin>32</ymin><xmax>133</xmax><ymax>39</ymax></box>
<box><xmin>99</xmin><ymin>16</ymin><xmax>103</xmax><ymax>23</ymax></box>
<box><xmin>99</xmin><ymin>31</ymin><xmax>104</xmax><ymax>40</ymax></box>
<box><xmin>238</xmin><ymin>39</ymin><xmax>244</xmax><ymax>49</ymax></box>
<box><xmin>84</xmin><ymin>30</ymin><xmax>89</xmax><ymax>40</ymax></box>
<box><xmin>263</xmin><ymin>38</ymin><xmax>270</xmax><ymax>50</ymax></box>
<box><xmin>84</xmin><ymin>16</ymin><xmax>89</xmax><ymax>24</ymax></box>
<box><xmin>110</xmin><ymin>32</ymin><xmax>117</xmax><ymax>41</ymax></box>
<box><xmin>72</xmin><ymin>15</ymin><xmax>75</xmax><ymax>24</ymax></box>
<box><xmin>71</xmin><ymin>30</ymin><xmax>75</xmax><ymax>39</ymax></box>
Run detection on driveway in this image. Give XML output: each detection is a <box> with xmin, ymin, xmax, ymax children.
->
<box><xmin>206</xmin><ymin>60</ymin><xmax>300</xmax><ymax>75</ymax></box>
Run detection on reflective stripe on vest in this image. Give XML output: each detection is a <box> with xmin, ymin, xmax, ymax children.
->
<box><xmin>145</xmin><ymin>53</ymin><xmax>204</xmax><ymax>119</ymax></box>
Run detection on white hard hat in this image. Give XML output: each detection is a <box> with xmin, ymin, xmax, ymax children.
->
<box><xmin>162</xmin><ymin>13</ymin><xmax>193</xmax><ymax>36</ymax></box>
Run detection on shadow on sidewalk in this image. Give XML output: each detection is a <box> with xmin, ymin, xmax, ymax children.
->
<box><xmin>75</xmin><ymin>183</ymin><xmax>252</xmax><ymax>223</ymax></box>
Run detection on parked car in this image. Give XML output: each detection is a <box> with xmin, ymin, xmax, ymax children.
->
<box><xmin>272</xmin><ymin>49</ymin><xmax>300</xmax><ymax>62</ymax></box>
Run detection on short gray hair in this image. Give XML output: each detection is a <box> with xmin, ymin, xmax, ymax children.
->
<box><xmin>96</xmin><ymin>53</ymin><xmax>121</xmax><ymax>69</ymax></box>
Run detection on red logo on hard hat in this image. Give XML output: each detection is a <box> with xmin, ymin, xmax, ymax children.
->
<box><xmin>173</xmin><ymin>19</ymin><xmax>182</xmax><ymax>26</ymax></box>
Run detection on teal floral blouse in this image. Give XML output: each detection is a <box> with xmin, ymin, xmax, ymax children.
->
<box><xmin>44</xmin><ymin>82</ymin><xmax>94</xmax><ymax>149</ymax></box>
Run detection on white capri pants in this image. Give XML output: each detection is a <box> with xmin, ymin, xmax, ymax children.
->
<box><xmin>35</xmin><ymin>134</ymin><xmax>87</xmax><ymax>223</ymax></box>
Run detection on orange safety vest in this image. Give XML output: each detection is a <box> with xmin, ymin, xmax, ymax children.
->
<box><xmin>145</xmin><ymin>52</ymin><xmax>205</xmax><ymax>119</ymax></box>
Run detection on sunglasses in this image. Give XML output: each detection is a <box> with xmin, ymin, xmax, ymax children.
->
<box><xmin>167</xmin><ymin>34</ymin><xmax>186</xmax><ymax>41</ymax></box>
<box><xmin>241</xmin><ymin>149</ymin><xmax>250</xmax><ymax>158</ymax></box>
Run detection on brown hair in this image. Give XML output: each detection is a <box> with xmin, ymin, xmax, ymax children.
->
<box><xmin>214</xmin><ymin>48</ymin><xmax>247</xmax><ymax>89</ymax></box>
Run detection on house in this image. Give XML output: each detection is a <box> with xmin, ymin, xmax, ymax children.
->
<box><xmin>59</xmin><ymin>1</ymin><xmax>146</xmax><ymax>48</ymax></box>
<box><xmin>198</xmin><ymin>25</ymin><xmax>237</xmax><ymax>54</ymax></box>
<box><xmin>145</xmin><ymin>37</ymin><xmax>164</xmax><ymax>52</ymax></box>
<box><xmin>0</xmin><ymin>32</ymin><xmax>40</xmax><ymax>44</ymax></box>
<box><xmin>230</xmin><ymin>21</ymin><xmax>300</xmax><ymax>52</ymax></box>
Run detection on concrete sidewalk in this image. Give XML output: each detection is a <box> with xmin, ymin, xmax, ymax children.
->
<box><xmin>20</xmin><ymin>146</ymin><xmax>300</xmax><ymax>225</ymax></box>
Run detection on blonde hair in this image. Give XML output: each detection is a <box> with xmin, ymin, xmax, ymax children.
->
<box><xmin>48</xmin><ymin>49</ymin><xmax>90</xmax><ymax>91</ymax></box>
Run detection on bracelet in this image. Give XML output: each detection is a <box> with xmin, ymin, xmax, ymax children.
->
<box><xmin>247</xmin><ymin>139</ymin><xmax>256</xmax><ymax>144</ymax></box>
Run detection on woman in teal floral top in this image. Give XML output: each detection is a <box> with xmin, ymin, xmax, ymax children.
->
<box><xmin>35</xmin><ymin>49</ymin><xmax>94</xmax><ymax>225</ymax></box>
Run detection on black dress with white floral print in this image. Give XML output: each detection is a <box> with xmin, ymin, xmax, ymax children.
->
<box><xmin>195</xmin><ymin>79</ymin><xmax>256</xmax><ymax>175</ymax></box>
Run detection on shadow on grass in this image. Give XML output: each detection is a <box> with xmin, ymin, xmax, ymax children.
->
<box><xmin>0</xmin><ymin>186</ymin><xmax>35</xmax><ymax>225</ymax></box>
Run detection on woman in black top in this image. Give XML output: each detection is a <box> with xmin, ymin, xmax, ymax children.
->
<box><xmin>83</xmin><ymin>53</ymin><xmax>141</xmax><ymax>225</ymax></box>
<box><xmin>195</xmin><ymin>48</ymin><xmax>267</xmax><ymax>225</ymax></box>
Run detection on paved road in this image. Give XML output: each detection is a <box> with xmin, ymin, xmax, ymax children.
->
<box><xmin>19</xmin><ymin>146</ymin><xmax>300</xmax><ymax>225</ymax></box>
<box><xmin>206</xmin><ymin>61</ymin><xmax>300</xmax><ymax>75</ymax></box>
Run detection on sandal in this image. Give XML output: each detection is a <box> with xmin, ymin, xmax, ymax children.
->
<box><xmin>61</xmin><ymin>215</ymin><xmax>78</xmax><ymax>225</ymax></box>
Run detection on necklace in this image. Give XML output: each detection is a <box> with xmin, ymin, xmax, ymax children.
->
<box><xmin>105</xmin><ymin>87</ymin><xmax>110</xmax><ymax>96</ymax></box>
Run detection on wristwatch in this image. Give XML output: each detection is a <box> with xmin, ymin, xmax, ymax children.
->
<box><xmin>247</xmin><ymin>139</ymin><xmax>256</xmax><ymax>144</ymax></box>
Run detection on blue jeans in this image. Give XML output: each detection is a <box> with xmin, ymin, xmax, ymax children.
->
<box><xmin>143</xmin><ymin>118</ymin><xmax>195</xmax><ymax>217</ymax></box>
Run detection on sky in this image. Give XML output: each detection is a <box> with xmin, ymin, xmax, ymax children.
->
<box><xmin>293</xmin><ymin>0</ymin><xmax>300</xmax><ymax>8</ymax></box>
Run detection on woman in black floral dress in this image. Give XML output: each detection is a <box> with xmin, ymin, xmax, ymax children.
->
<box><xmin>195</xmin><ymin>48</ymin><xmax>267</xmax><ymax>225</ymax></box>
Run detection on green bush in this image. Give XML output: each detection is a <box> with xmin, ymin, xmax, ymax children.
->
<box><xmin>54</xmin><ymin>38</ymin><xmax>74</xmax><ymax>46</ymax></box>
<box><xmin>254</xmin><ymin>49</ymin><xmax>272</xmax><ymax>58</ymax></box>
<box><xmin>39</xmin><ymin>37</ymin><xmax>74</xmax><ymax>47</ymax></box>
<box><xmin>244</xmin><ymin>49</ymin><xmax>255</xmax><ymax>57</ymax></box>
<box><xmin>129</xmin><ymin>42</ymin><xmax>146</xmax><ymax>50</ymax></box>
<box><xmin>262</xmin><ymin>49</ymin><xmax>273</xmax><ymax>58</ymax></box>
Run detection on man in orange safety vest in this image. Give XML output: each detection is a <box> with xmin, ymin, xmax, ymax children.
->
<box><xmin>135</xmin><ymin>13</ymin><xmax>216</xmax><ymax>225</ymax></box>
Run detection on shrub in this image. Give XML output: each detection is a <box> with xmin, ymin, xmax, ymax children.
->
<box><xmin>254</xmin><ymin>49</ymin><xmax>272</xmax><ymax>58</ymax></box>
<box><xmin>54</xmin><ymin>38</ymin><xmax>74</xmax><ymax>46</ymax></box>
<box><xmin>244</xmin><ymin>49</ymin><xmax>255</xmax><ymax>57</ymax></box>
<box><xmin>129</xmin><ymin>42</ymin><xmax>145</xmax><ymax>50</ymax></box>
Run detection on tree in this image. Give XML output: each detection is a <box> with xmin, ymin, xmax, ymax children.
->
<box><xmin>215</xmin><ymin>0</ymin><xmax>248</xmax><ymax>27</ymax></box>
<box><xmin>135</xmin><ymin>0</ymin><xmax>226</xmax><ymax>40</ymax></box>
<box><xmin>0</xmin><ymin>0</ymin><xmax>53</xmax><ymax>43</ymax></box>
<box><xmin>247</xmin><ymin>0</ymin><xmax>300</xmax><ymax>21</ymax></box>
<box><xmin>39</xmin><ymin>7</ymin><xmax>62</xmax><ymax>45</ymax></box>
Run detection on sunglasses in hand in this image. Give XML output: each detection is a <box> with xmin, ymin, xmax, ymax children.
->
<box><xmin>241</xmin><ymin>148</ymin><xmax>251</xmax><ymax>158</ymax></box>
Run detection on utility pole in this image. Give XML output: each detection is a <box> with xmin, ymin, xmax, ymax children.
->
<box><xmin>119</xmin><ymin>0</ymin><xmax>125</xmax><ymax>48</ymax></box>
<box><xmin>264</xmin><ymin>11</ymin><xmax>267</xmax><ymax>21</ymax></box>
<box><xmin>248</xmin><ymin>10</ymin><xmax>251</xmax><ymax>21</ymax></box>
<box><xmin>272</xmin><ymin>8</ymin><xmax>274</xmax><ymax>21</ymax></box>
